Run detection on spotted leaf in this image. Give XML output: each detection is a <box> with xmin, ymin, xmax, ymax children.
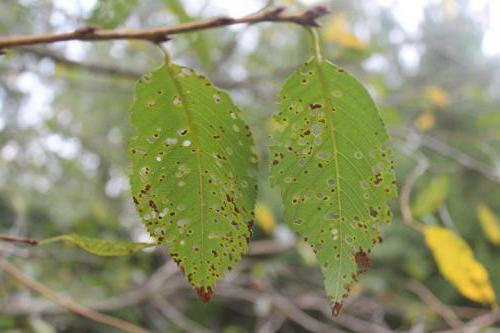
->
<box><xmin>39</xmin><ymin>234</ymin><xmax>154</xmax><ymax>256</ymax></box>
<box><xmin>269</xmin><ymin>57</ymin><xmax>397</xmax><ymax>312</ymax></box>
<box><xmin>129</xmin><ymin>62</ymin><xmax>258</xmax><ymax>301</ymax></box>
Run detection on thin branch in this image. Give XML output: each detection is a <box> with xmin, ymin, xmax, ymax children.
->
<box><xmin>406</xmin><ymin>280</ymin><xmax>463</xmax><ymax>329</ymax></box>
<box><xmin>0</xmin><ymin>235</ymin><xmax>38</xmax><ymax>246</ymax></box>
<box><xmin>395</xmin><ymin>142</ymin><xmax>428</xmax><ymax>231</ymax></box>
<box><xmin>152</xmin><ymin>298</ymin><xmax>213</xmax><ymax>333</ymax></box>
<box><xmin>0</xmin><ymin>258</ymin><xmax>149</xmax><ymax>333</ymax></box>
<box><xmin>436</xmin><ymin>309</ymin><xmax>500</xmax><ymax>333</ymax></box>
<box><xmin>17</xmin><ymin>46</ymin><xmax>142</xmax><ymax>79</ymax></box>
<box><xmin>0</xmin><ymin>6</ymin><xmax>330</xmax><ymax>50</ymax></box>
<box><xmin>392</xmin><ymin>129</ymin><xmax>500</xmax><ymax>183</ymax></box>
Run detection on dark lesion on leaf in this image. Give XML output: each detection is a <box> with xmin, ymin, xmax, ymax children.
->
<box><xmin>354</xmin><ymin>249</ymin><xmax>372</xmax><ymax>273</ymax></box>
<box><xmin>195</xmin><ymin>286</ymin><xmax>213</xmax><ymax>303</ymax></box>
<box><xmin>330</xmin><ymin>250</ymin><xmax>373</xmax><ymax>317</ymax></box>
<box><xmin>331</xmin><ymin>302</ymin><xmax>343</xmax><ymax>316</ymax></box>
<box><xmin>309</xmin><ymin>103</ymin><xmax>322</xmax><ymax>110</ymax></box>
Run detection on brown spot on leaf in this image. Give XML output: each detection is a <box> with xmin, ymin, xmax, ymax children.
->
<box><xmin>309</xmin><ymin>103</ymin><xmax>322</xmax><ymax>110</ymax></box>
<box><xmin>195</xmin><ymin>286</ymin><xmax>213</xmax><ymax>303</ymax></box>
<box><xmin>374</xmin><ymin>172</ymin><xmax>383</xmax><ymax>185</ymax></box>
<box><xmin>354</xmin><ymin>250</ymin><xmax>372</xmax><ymax>273</ymax></box>
<box><xmin>332</xmin><ymin>302</ymin><xmax>343</xmax><ymax>316</ymax></box>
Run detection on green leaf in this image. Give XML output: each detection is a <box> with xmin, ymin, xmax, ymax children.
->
<box><xmin>269</xmin><ymin>56</ymin><xmax>397</xmax><ymax>310</ymax></box>
<box><xmin>129</xmin><ymin>62</ymin><xmax>258</xmax><ymax>301</ymax></box>
<box><xmin>39</xmin><ymin>234</ymin><xmax>154</xmax><ymax>256</ymax></box>
<box><xmin>412</xmin><ymin>175</ymin><xmax>448</xmax><ymax>217</ymax></box>
<box><xmin>87</xmin><ymin>0</ymin><xmax>138</xmax><ymax>29</ymax></box>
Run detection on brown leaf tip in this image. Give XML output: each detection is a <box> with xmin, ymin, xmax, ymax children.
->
<box><xmin>195</xmin><ymin>286</ymin><xmax>213</xmax><ymax>303</ymax></box>
<box><xmin>331</xmin><ymin>302</ymin><xmax>343</xmax><ymax>316</ymax></box>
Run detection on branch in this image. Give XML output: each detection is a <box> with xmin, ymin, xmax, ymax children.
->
<box><xmin>0</xmin><ymin>235</ymin><xmax>38</xmax><ymax>246</ymax></box>
<box><xmin>392</xmin><ymin>129</ymin><xmax>500</xmax><ymax>183</ymax></box>
<box><xmin>406</xmin><ymin>280</ymin><xmax>463</xmax><ymax>329</ymax></box>
<box><xmin>0</xmin><ymin>6</ymin><xmax>330</xmax><ymax>51</ymax></box>
<box><xmin>17</xmin><ymin>46</ymin><xmax>142</xmax><ymax>80</ymax></box>
<box><xmin>0</xmin><ymin>258</ymin><xmax>149</xmax><ymax>333</ymax></box>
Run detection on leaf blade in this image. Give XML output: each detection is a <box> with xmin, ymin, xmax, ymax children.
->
<box><xmin>477</xmin><ymin>204</ymin><xmax>500</xmax><ymax>245</ymax></box>
<box><xmin>269</xmin><ymin>57</ymin><xmax>396</xmax><ymax>308</ymax></box>
<box><xmin>39</xmin><ymin>234</ymin><xmax>154</xmax><ymax>256</ymax></box>
<box><xmin>424</xmin><ymin>226</ymin><xmax>496</xmax><ymax>305</ymax></box>
<box><xmin>129</xmin><ymin>63</ymin><xmax>258</xmax><ymax>300</ymax></box>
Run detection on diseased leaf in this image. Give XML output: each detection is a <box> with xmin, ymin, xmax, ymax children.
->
<box><xmin>129</xmin><ymin>62</ymin><xmax>258</xmax><ymax>301</ymax></box>
<box><xmin>39</xmin><ymin>234</ymin><xmax>154</xmax><ymax>256</ymax></box>
<box><xmin>412</xmin><ymin>175</ymin><xmax>448</xmax><ymax>217</ymax></box>
<box><xmin>424</xmin><ymin>226</ymin><xmax>496</xmax><ymax>305</ymax></box>
<box><xmin>269</xmin><ymin>56</ymin><xmax>397</xmax><ymax>311</ymax></box>
<box><xmin>477</xmin><ymin>204</ymin><xmax>500</xmax><ymax>245</ymax></box>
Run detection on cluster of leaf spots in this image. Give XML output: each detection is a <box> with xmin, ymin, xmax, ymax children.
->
<box><xmin>269</xmin><ymin>57</ymin><xmax>397</xmax><ymax>312</ymax></box>
<box><xmin>129</xmin><ymin>63</ymin><xmax>258</xmax><ymax>300</ymax></box>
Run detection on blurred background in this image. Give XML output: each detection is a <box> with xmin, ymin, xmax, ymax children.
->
<box><xmin>1</xmin><ymin>0</ymin><xmax>500</xmax><ymax>332</ymax></box>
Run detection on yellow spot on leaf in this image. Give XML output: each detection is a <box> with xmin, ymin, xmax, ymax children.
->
<box><xmin>266</xmin><ymin>117</ymin><xmax>285</xmax><ymax>132</ymax></box>
<box><xmin>296</xmin><ymin>240</ymin><xmax>317</xmax><ymax>266</ymax></box>
<box><xmin>477</xmin><ymin>204</ymin><xmax>500</xmax><ymax>245</ymax></box>
<box><xmin>424</xmin><ymin>226</ymin><xmax>496</xmax><ymax>305</ymax></box>
<box><xmin>426</xmin><ymin>86</ymin><xmax>450</xmax><ymax>108</ymax></box>
<box><xmin>323</xmin><ymin>13</ymin><xmax>367</xmax><ymax>50</ymax></box>
<box><xmin>416</xmin><ymin>111</ymin><xmax>436</xmax><ymax>131</ymax></box>
<box><xmin>255</xmin><ymin>202</ymin><xmax>276</xmax><ymax>234</ymax></box>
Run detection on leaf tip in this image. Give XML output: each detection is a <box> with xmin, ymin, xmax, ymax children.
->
<box><xmin>331</xmin><ymin>302</ymin><xmax>343</xmax><ymax>316</ymax></box>
<box><xmin>195</xmin><ymin>286</ymin><xmax>213</xmax><ymax>303</ymax></box>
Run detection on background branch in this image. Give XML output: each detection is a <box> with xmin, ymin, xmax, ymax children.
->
<box><xmin>0</xmin><ymin>6</ymin><xmax>330</xmax><ymax>50</ymax></box>
<box><xmin>0</xmin><ymin>259</ymin><xmax>150</xmax><ymax>333</ymax></box>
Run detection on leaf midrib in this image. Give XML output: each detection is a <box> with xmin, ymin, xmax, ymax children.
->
<box><xmin>313</xmin><ymin>58</ymin><xmax>345</xmax><ymax>300</ymax></box>
<box><xmin>166</xmin><ymin>64</ymin><xmax>207</xmax><ymax>284</ymax></box>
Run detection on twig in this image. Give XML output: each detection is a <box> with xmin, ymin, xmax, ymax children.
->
<box><xmin>152</xmin><ymin>298</ymin><xmax>213</xmax><ymax>333</ymax></box>
<box><xmin>392</xmin><ymin>129</ymin><xmax>500</xmax><ymax>183</ymax></box>
<box><xmin>17</xmin><ymin>46</ymin><xmax>142</xmax><ymax>79</ymax></box>
<box><xmin>406</xmin><ymin>280</ymin><xmax>463</xmax><ymax>329</ymax></box>
<box><xmin>436</xmin><ymin>309</ymin><xmax>500</xmax><ymax>333</ymax></box>
<box><xmin>0</xmin><ymin>258</ymin><xmax>150</xmax><ymax>333</ymax></box>
<box><xmin>0</xmin><ymin>260</ymin><xmax>184</xmax><ymax>315</ymax></box>
<box><xmin>396</xmin><ymin>144</ymin><xmax>428</xmax><ymax>231</ymax></box>
<box><xmin>0</xmin><ymin>6</ymin><xmax>330</xmax><ymax>50</ymax></box>
<box><xmin>0</xmin><ymin>235</ymin><xmax>38</xmax><ymax>246</ymax></box>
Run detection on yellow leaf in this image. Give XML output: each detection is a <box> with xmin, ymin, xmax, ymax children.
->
<box><xmin>477</xmin><ymin>204</ymin><xmax>500</xmax><ymax>245</ymax></box>
<box><xmin>416</xmin><ymin>111</ymin><xmax>436</xmax><ymax>131</ymax></box>
<box><xmin>412</xmin><ymin>175</ymin><xmax>448</xmax><ymax>217</ymax></box>
<box><xmin>424</xmin><ymin>226</ymin><xmax>496</xmax><ymax>305</ymax></box>
<box><xmin>323</xmin><ymin>13</ymin><xmax>367</xmax><ymax>50</ymax></box>
<box><xmin>426</xmin><ymin>86</ymin><xmax>450</xmax><ymax>108</ymax></box>
<box><xmin>255</xmin><ymin>202</ymin><xmax>276</xmax><ymax>234</ymax></box>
